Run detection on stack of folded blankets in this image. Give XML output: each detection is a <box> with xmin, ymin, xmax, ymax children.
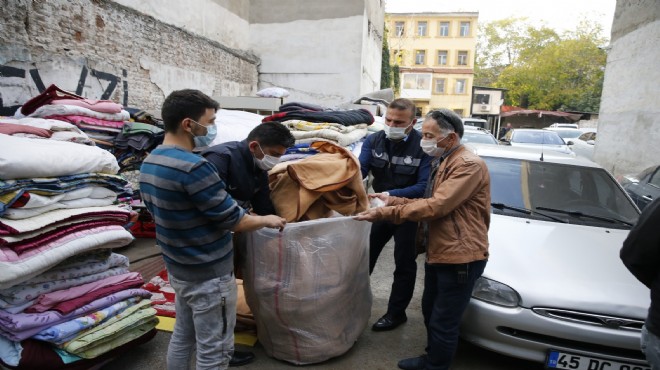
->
<box><xmin>262</xmin><ymin>103</ymin><xmax>374</xmax><ymax>157</ymax></box>
<box><xmin>16</xmin><ymin>84</ymin><xmax>130</xmax><ymax>150</ymax></box>
<box><xmin>113</xmin><ymin>117</ymin><xmax>164</xmax><ymax>239</ymax></box>
<box><xmin>0</xmin><ymin>132</ymin><xmax>158</xmax><ymax>369</ymax></box>
<box><xmin>0</xmin><ymin>117</ymin><xmax>94</xmax><ymax>146</ymax></box>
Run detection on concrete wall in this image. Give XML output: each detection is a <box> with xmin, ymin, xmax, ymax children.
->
<box><xmin>594</xmin><ymin>0</ymin><xmax>660</xmax><ymax>175</ymax></box>
<box><xmin>249</xmin><ymin>0</ymin><xmax>384</xmax><ymax>108</ymax></box>
<box><xmin>0</xmin><ymin>0</ymin><xmax>258</xmax><ymax>114</ymax></box>
<box><xmin>113</xmin><ymin>0</ymin><xmax>250</xmax><ymax>49</ymax></box>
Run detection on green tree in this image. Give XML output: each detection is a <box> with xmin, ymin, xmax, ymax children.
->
<box><xmin>392</xmin><ymin>64</ymin><xmax>400</xmax><ymax>95</ymax></box>
<box><xmin>476</xmin><ymin>18</ymin><xmax>607</xmax><ymax>112</ymax></box>
<box><xmin>381</xmin><ymin>29</ymin><xmax>392</xmax><ymax>89</ymax></box>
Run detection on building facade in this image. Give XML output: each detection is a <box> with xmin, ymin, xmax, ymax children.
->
<box><xmin>386</xmin><ymin>12</ymin><xmax>478</xmax><ymax>117</ymax></box>
<box><xmin>0</xmin><ymin>0</ymin><xmax>384</xmax><ymax>113</ymax></box>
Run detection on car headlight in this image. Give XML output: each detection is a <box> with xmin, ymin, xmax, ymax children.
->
<box><xmin>472</xmin><ymin>277</ymin><xmax>520</xmax><ymax>307</ymax></box>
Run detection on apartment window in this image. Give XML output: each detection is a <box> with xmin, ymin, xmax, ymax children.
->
<box><xmin>395</xmin><ymin>21</ymin><xmax>405</xmax><ymax>37</ymax></box>
<box><xmin>403</xmin><ymin>73</ymin><xmax>432</xmax><ymax>90</ymax></box>
<box><xmin>417</xmin><ymin>21</ymin><xmax>427</xmax><ymax>36</ymax></box>
<box><xmin>460</xmin><ymin>21</ymin><xmax>471</xmax><ymax>37</ymax></box>
<box><xmin>438</xmin><ymin>21</ymin><xmax>449</xmax><ymax>36</ymax></box>
<box><xmin>437</xmin><ymin>50</ymin><xmax>448</xmax><ymax>65</ymax></box>
<box><xmin>475</xmin><ymin>94</ymin><xmax>490</xmax><ymax>104</ymax></box>
<box><xmin>457</xmin><ymin>51</ymin><xmax>469</xmax><ymax>66</ymax></box>
<box><xmin>455</xmin><ymin>79</ymin><xmax>467</xmax><ymax>94</ymax></box>
<box><xmin>434</xmin><ymin>78</ymin><xmax>446</xmax><ymax>94</ymax></box>
<box><xmin>415</xmin><ymin>50</ymin><xmax>426</xmax><ymax>65</ymax></box>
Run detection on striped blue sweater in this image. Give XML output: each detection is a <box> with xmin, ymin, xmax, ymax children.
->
<box><xmin>139</xmin><ymin>145</ymin><xmax>245</xmax><ymax>280</ymax></box>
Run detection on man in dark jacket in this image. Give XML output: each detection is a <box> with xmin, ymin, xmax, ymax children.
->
<box><xmin>359</xmin><ymin>98</ymin><xmax>431</xmax><ymax>331</ymax></box>
<box><xmin>621</xmin><ymin>197</ymin><xmax>660</xmax><ymax>368</ymax></box>
<box><xmin>203</xmin><ymin>121</ymin><xmax>295</xmax><ymax>215</ymax></box>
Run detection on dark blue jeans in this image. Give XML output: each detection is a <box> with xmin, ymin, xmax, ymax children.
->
<box><xmin>422</xmin><ymin>260</ymin><xmax>487</xmax><ymax>370</ymax></box>
<box><xmin>369</xmin><ymin>221</ymin><xmax>418</xmax><ymax>316</ymax></box>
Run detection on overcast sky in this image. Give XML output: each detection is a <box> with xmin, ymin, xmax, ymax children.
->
<box><xmin>385</xmin><ymin>0</ymin><xmax>616</xmax><ymax>37</ymax></box>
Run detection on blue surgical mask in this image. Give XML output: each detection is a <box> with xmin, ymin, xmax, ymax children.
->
<box><xmin>189</xmin><ymin>119</ymin><xmax>217</xmax><ymax>148</ymax></box>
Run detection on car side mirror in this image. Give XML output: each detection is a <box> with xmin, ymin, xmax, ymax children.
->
<box><xmin>586</xmin><ymin>140</ymin><xmax>595</xmax><ymax>145</ymax></box>
<box><xmin>566</xmin><ymin>141</ymin><xmax>574</xmax><ymax>146</ymax></box>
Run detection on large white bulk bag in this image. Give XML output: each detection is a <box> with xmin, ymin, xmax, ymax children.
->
<box><xmin>243</xmin><ymin>216</ymin><xmax>372</xmax><ymax>365</ymax></box>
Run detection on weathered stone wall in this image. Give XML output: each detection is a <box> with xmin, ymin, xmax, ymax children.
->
<box><xmin>594</xmin><ymin>0</ymin><xmax>659</xmax><ymax>175</ymax></box>
<box><xmin>0</xmin><ymin>0</ymin><xmax>259</xmax><ymax>115</ymax></box>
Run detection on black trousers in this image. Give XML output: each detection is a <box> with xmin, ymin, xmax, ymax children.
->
<box><xmin>422</xmin><ymin>260</ymin><xmax>487</xmax><ymax>369</ymax></box>
<box><xmin>369</xmin><ymin>221</ymin><xmax>418</xmax><ymax>316</ymax></box>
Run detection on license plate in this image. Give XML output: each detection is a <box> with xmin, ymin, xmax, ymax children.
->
<box><xmin>546</xmin><ymin>350</ymin><xmax>650</xmax><ymax>370</ymax></box>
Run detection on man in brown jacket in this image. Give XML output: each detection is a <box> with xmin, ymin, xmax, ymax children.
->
<box><xmin>355</xmin><ymin>108</ymin><xmax>491</xmax><ymax>370</ymax></box>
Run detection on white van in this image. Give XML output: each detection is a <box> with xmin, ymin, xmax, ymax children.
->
<box><xmin>462</xmin><ymin>117</ymin><xmax>489</xmax><ymax>129</ymax></box>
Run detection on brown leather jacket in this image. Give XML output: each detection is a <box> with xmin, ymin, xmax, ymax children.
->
<box><xmin>375</xmin><ymin>145</ymin><xmax>491</xmax><ymax>264</ymax></box>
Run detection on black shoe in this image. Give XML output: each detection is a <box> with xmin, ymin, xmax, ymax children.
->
<box><xmin>372</xmin><ymin>312</ymin><xmax>407</xmax><ymax>331</ymax></box>
<box><xmin>229</xmin><ymin>350</ymin><xmax>255</xmax><ymax>367</ymax></box>
<box><xmin>397</xmin><ymin>355</ymin><xmax>427</xmax><ymax>370</ymax></box>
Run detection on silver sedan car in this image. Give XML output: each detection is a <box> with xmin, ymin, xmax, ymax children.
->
<box><xmin>501</xmin><ymin>129</ymin><xmax>574</xmax><ymax>155</ymax></box>
<box><xmin>460</xmin><ymin>144</ymin><xmax>649</xmax><ymax>370</ymax></box>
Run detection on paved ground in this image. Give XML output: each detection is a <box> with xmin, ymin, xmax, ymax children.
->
<box><xmin>102</xmin><ymin>238</ymin><xmax>540</xmax><ymax>370</ymax></box>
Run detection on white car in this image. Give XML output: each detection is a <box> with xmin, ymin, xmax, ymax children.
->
<box><xmin>548</xmin><ymin>123</ymin><xmax>579</xmax><ymax>129</ymax></box>
<box><xmin>460</xmin><ymin>144</ymin><xmax>649</xmax><ymax>369</ymax></box>
<box><xmin>462</xmin><ymin>127</ymin><xmax>499</xmax><ymax>145</ymax></box>
<box><xmin>543</xmin><ymin>127</ymin><xmax>592</xmax><ymax>142</ymax></box>
<box><xmin>567</xmin><ymin>130</ymin><xmax>598</xmax><ymax>161</ymax></box>
<box><xmin>501</xmin><ymin>129</ymin><xmax>574</xmax><ymax>155</ymax></box>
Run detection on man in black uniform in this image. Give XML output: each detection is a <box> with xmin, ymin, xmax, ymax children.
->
<box><xmin>202</xmin><ymin>121</ymin><xmax>294</xmax><ymax>367</ymax></box>
<box><xmin>203</xmin><ymin>121</ymin><xmax>295</xmax><ymax>215</ymax></box>
<box><xmin>359</xmin><ymin>98</ymin><xmax>431</xmax><ymax>331</ymax></box>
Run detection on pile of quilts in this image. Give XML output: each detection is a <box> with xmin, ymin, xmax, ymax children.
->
<box><xmin>16</xmin><ymin>84</ymin><xmax>130</xmax><ymax>150</ymax></box>
<box><xmin>0</xmin><ymin>132</ymin><xmax>158</xmax><ymax>369</ymax></box>
<box><xmin>0</xmin><ymin>117</ymin><xmax>94</xmax><ymax>146</ymax></box>
<box><xmin>262</xmin><ymin>104</ymin><xmax>374</xmax><ymax>154</ymax></box>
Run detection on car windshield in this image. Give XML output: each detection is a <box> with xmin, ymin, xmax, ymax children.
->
<box><xmin>484</xmin><ymin>157</ymin><xmax>640</xmax><ymax>228</ymax></box>
<box><xmin>512</xmin><ymin>131</ymin><xmax>565</xmax><ymax>145</ymax></box>
<box><xmin>462</xmin><ymin>132</ymin><xmax>498</xmax><ymax>145</ymax></box>
<box><xmin>551</xmin><ymin>129</ymin><xmax>583</xmax><ymax>139</ymax></box>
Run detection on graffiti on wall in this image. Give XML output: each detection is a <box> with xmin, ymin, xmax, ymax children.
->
<box><xmin>0</xmin><ymin>60</ymin><xmax>127</xmax><ymax>116</ymax></box>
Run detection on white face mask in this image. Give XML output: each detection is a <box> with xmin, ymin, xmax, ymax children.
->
<box><xmin>420</xmin><ymin>136</ymin><xmax>450</xmax><ymax>157</ymax></box>
<box><xmin>384</xmin><ymin>122</ymin><xmax>412</xmax><ymax>140</ymax></box>
<box><xmin>255</xmin><ymin>143</ymin><xmax>280</xmax><ymax>170</ymax></box>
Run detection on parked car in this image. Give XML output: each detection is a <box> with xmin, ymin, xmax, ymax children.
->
<box><xmin>460</xmin><ymin>143</ymin><xmax>648</xmax><ymax>369</ymax></box>
<box><xmin>462</xmin><ymin>117</ymin><xmax>489</xmax><ymax>129</ymax></box>
<box><xmin>548</xmin><ymin>123</ymin><xmax>579</xmax><ymax>129</ymax></box>
<box><xmin>618</xmin><ymin>164</ymin><xmax>660</xmax><ymax>211</ymax></box>
<box><xmin>501</xmin><ymin>128</ymin><xmax>573</xmax><ymax>155</ymax></box>
<box><xmin>413</xmin><ymin>117</ymin><xmax>424</xmax><ymax>132</ymax></box>
<box><xmin>566</xmin><ymin>130</ymin><xmax>598</xmax><ymax>161</ymax></box>
<box><xmin>543</xmin><ymin>127</ymin><xmax>593</xmax><ymax>141</ymax></box>
<box><xmin>461</xmin><ymin>127</ymin><xmax>498</xmax><ymax>145</ymax></box>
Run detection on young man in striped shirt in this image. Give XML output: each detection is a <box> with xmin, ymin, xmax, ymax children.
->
<box><xmin>140</xmin><ymin>89</ymin><xmax>286</xmax><ymax>370</ymax></box>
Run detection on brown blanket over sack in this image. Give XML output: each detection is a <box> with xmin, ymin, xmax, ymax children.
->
<box><xmin>268</xmin><ymin>141</ymin><xmax>369</xmax><ymax>222</ymax></box>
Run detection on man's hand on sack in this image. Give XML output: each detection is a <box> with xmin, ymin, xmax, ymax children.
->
<box><xmin>353</xmin><ymin>207</ymin><xmax>381</xmax><ymax>222</ymax></box>
<box><xmin>368</xmin><ymin>192</ymin><xmax>390</xmax><ymax>207</ymax></box>
<box><xmin>263</xmin><ymin>215</ymin><xmax>286</xmax><ymax>231</ymax></box>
